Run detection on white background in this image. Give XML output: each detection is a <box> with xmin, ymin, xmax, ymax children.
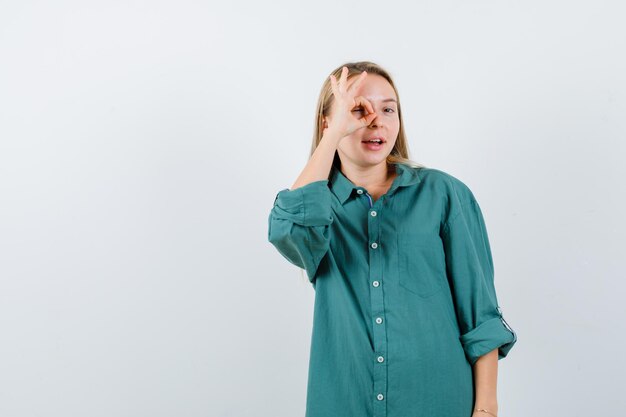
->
<box><xmin>1</xmin><ymin>1</ymin><xmax>624</xmax><ymax>416</ymax></box>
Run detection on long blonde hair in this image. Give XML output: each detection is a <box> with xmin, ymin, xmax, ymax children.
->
<box><xmin>311</xmin><ymin>61</ymin><xmax>426</xmax><ymax>176</ymax></box>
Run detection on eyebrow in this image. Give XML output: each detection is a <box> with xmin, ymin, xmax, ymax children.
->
<box><xmin>362</xmin><ymin>98</ymin><xmax>397</xmax><ymax>104</ymax></box>
<box><xmin>356</xmin><ymin>98</ymin><xmax>398</xmax><ymax>107</ymax></box>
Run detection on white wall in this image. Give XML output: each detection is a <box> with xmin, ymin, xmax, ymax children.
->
<box><xmin>1</xmin><ymin>1</ymin><xmax>624</xmax><ymax>416</ymax></box>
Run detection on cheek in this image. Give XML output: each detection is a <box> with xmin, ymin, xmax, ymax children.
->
<box><xmin>391</xmin><ymin>120</ymin><xmax>401</xmax><ymax>134</ymax></box>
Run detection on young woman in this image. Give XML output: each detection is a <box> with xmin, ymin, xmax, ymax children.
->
<box><xmin>267</xmin><ymin>61</ymin><xmax>517</xmax><ymax>417</ymax></box>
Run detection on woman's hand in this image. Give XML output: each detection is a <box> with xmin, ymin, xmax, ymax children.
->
<box><xmin>324</xmin><ymin>66</ymin><xmax>378</xmax><ymax>139</ymax></box>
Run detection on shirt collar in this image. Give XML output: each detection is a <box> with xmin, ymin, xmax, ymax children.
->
<box><xmin>329</xmin><ymin>162</ymin><xmax>421</xmax><ymax>205</ymax></box>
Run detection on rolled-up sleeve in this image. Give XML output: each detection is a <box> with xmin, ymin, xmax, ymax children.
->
<box><xmin>267</xmin><ymin>180</ymin><xmax>334</xmax><ymax>283</ymax></box>
<box><xmin>441</xmin><ymin>190</ymin><xmax>517</xmax><ymax>366</ymax></box>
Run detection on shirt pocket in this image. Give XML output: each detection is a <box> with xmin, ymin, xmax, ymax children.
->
<box><xmin>397</xmin><ymin>231</ymin><xmax>446</xmax><ymax>298</ymax></box>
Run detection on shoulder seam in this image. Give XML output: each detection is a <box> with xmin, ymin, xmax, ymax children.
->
<box><xmin>442</xmin><ymin>194</ymin><xmax>478</xmax><ymax>236</ymax></box>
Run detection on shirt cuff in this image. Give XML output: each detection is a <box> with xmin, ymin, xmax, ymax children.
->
<box><xmin>459</xmin><ymin>316</ymin><xmax>517</xmax><ymax>366</ymax></box>
<box><xmin>273</xmin><ymin>180</ymin><xmax>333</xmax><ymax>227</ymax></box>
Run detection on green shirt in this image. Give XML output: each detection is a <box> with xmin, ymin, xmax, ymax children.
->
<box><xmin>267</xmin><ymin>162</ymin><xmax>517</xmax><ymax>417</ymax></box>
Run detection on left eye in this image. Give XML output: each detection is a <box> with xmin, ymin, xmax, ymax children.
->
<box><xmin>385</xmin><ymin>108</ymin><xmax>395</xmax><ymax>113</ymax></box>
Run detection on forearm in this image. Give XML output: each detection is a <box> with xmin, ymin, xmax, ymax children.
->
<box><xmin>290</xmin><ymin>129</ymin><xmax>343</xmax><ymax>190</ymax></box>
<box><xmin>472</xmin><ymin>348</ymin><xmax>499</xmax><ymax>414</ymax></box>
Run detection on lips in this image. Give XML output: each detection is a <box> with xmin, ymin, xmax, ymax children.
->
<box><xmin>361</xmin><ymin>136</ymin><xmax>386</xmax><ymax>144</ymax></box>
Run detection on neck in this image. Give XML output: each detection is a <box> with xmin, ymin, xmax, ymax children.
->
<box><xmin>339</xmin><ymin>161</ymin><xmax>394</xmax><ymax>190</ymax></box>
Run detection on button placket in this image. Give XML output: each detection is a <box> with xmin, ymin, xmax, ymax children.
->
<box><xmin>365</xmin><ymin>190</ymin><xmax>387</xmax><ymax>417</ymax></box>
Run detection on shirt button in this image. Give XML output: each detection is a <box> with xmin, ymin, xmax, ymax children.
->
<box><xmin>371</xmin><ymin>242</ymin><xmax>378</xmax><ymax>249</ymax></box>
<box><xmin>377</xmin><ymin>393</ymin><xmax>384</xmax><ymax>401</ymax></box>
<box><xmin>356</xmin><ymin>189</ymin><xmax>363</xmax><ymax>194</ymax></box>
<box><xmin>372</xmin><ymin>280</ymin><xmax>380</xmax><ymax>287</ymax></box>
<box><xmin>376</xmin><ymin>317</ymin><xmax>383</xmax><ymax>324</ymax></box>
<box><xmin>377</xmin><ymin>356</ymin><xmax>384</xmax><ymax>363</ymax></box>
<box><xmin>370</xmin><ymin>210</ymin><xmax>377</xmax><ymax>216</ymax></box>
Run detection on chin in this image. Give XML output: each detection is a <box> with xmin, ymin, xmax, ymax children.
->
<box><xmin>360</xmin><ymin>155</ymin><xmax>391</xmax><ymax>166</ymax></box>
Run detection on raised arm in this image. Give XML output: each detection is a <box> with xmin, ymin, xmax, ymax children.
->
<box><xmin>267</xmin><ymin>128</ymin><xmax>342</xmax><ymax>282</ymax></box>
<box><xmin>267</xmin><ymin>66</ymin><xmax>377</xmax><ymax>282</ymax></box>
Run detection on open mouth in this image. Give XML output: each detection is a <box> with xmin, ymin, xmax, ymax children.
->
<box><xmin>361</xmin><ymin>137</ymin><xmax>385</xmax><ymax>150</ymax></box>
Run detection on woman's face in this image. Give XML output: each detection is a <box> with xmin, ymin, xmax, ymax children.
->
<box><xmin>332</xmin><ymin>74</ymin><xmax>400</xmax><ymax>168</ymax></box>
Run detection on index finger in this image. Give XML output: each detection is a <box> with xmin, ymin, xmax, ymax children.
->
<box><xmin>355</xmin><ymin>96</ymin><xmax>374</xmax><ymax>114</ymax></box>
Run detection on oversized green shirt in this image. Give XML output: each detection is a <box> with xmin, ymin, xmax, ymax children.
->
<box><xmin>267</xmin><ymin>162</ymin><xmax>517</xmax><ymax>417</ymax></box>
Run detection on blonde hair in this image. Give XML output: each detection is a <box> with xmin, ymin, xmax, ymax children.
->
<box><xmin>311</xmin><ymin>60</ymin><xmax>426</xmax><ymax>176</ymax></box>
<box><xmin>300</xmin><ymin>61</ymin><xmax>426</xmax><ymax>284</ymax></box>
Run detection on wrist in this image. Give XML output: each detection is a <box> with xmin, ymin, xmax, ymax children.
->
<box><xmin>321</xmin><ymin>128</ymin><xmax>346</xmax><ymax>145</ymax></box>
<box><xmin>475</xmin><ymin>402</ymin><xmax>498</xmax><ymax>410</ymax></box>
<box><xmin>474</xmin><ymin>402</ymin><xmax>498</xmax><ymax>417</ymax></box>
<box><xmin>474</xmin><ymin>408</ymin><xmax>498</xmax><ymax>417</ymax></box>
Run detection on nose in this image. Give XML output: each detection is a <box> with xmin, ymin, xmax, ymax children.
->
<box><xmin>368</xmin><ymin>110</ymin><xmax>384</xmax><ymax>128</ymax></box>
